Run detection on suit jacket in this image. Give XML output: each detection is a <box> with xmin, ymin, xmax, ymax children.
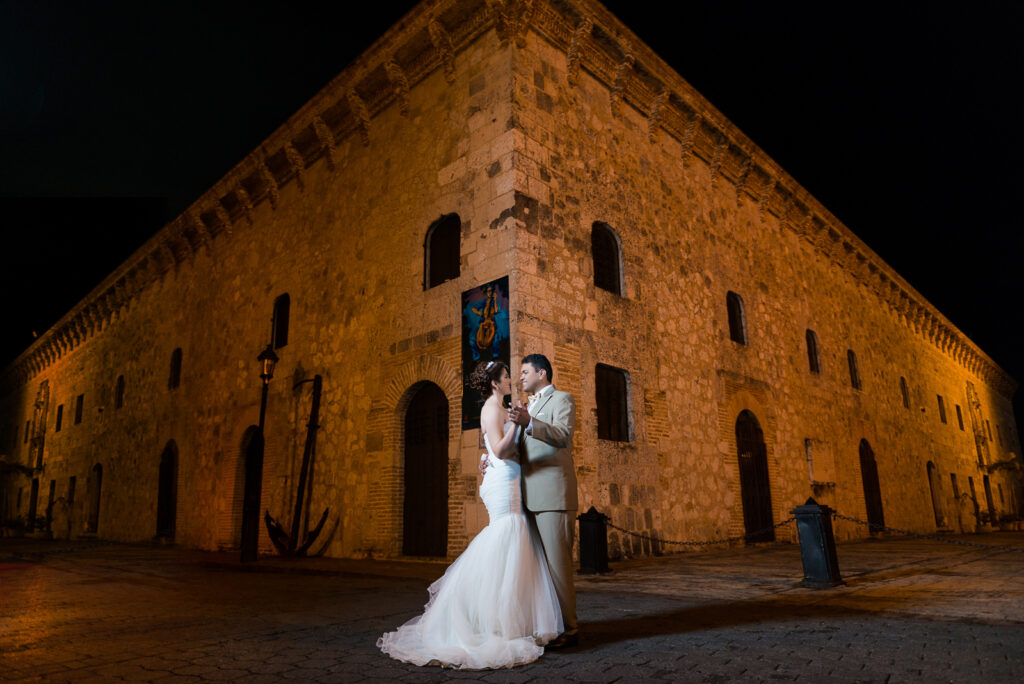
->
<box><xmin>521</xmin><ymin>387</ymin><xmax>579</xmax><ymax>512</ymax></box>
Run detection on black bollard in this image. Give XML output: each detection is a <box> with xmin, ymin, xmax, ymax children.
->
<box><xmin>790</xmin><ymin>497</ymin><xmax>844</xmax><ymax>588</ymax></box>
<box><xmin>577</xmin><ymin>506</ymin><xmax>611</xmax><ymax>574</ymax></box>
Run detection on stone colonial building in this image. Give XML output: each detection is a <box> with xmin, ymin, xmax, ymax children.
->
<box><xmin>1</xmin><ymin>0</ymin><xmax>1020</xmax><ymax>560</ymax></box>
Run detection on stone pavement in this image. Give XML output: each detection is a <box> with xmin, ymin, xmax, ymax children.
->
<box><xmin>1</xmin><ymin>532</ymin><xmax>1022</xmax><ymax>682</ymax></box>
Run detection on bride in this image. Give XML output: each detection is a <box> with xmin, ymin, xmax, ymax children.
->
<box><xmin>377</xmin><ymin>360</ymin><xmax>563</xmax><ymax>669</ymax></box>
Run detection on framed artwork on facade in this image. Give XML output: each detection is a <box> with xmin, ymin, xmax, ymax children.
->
<box><xmin>461</xmin><ymin>275</ymin><xmax>510</xmax><ymax>430</ymax></box>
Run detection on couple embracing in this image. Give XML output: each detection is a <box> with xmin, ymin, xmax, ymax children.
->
<box><xmin>378</xmin><ymin>354</ymin><xmax>579</xmax><ymax>669</ymax></box>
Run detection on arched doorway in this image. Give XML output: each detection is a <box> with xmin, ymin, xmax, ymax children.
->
<box><xmin>27</xmin><ymin>478</ymin><xmax>40</xmax><ymax>529</ymax></box>
<box><xmin>926</xmin><ymin>461</ymin><xmax>945</xmax><ymax>528</ymax></box>
<box><xmin>156</xmin><ymin>441</ymin><xmax>178</xmax><ymax>540</ymax></box>
<box><xmin>403</xmin><ymin>383</ymin><xmax>449</xmax><ymax>556</ymax></box>
<box><xmin>982</xmin><ymin>475</ymin><xmax>996</xmax><ymax>522</ymax></box>
<box><xmin>87</xmin><ymin>464</ymin><xmax>102</xmax><ymax>533</ymax></box>
<box><xmin>239</xmin><ymin>426</ymin><xmax>264</xmax><ymax>561</ymax></box>
<box><xmin>735</xmin><ymin>410</ymin><xmax>774</xmax><ymax>543</ymax></box>
<box><xmin>859</xmin><ymin>439</ymin><xmax>885</xmax><ymax>533</ymax></box>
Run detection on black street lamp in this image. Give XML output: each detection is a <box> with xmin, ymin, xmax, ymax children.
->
<box><xmin>257</xmin><ymin>344</ymin><xmax>278</xmax><ymax>431</ymax></box>
<box><xmin>241</xmin><ymin>343</ymin><xmax>279</xmax><ymax>562</ymax></box>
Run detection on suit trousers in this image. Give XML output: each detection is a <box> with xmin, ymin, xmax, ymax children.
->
<box><xmin>533</xmin><ymin>510</ymin><xmax>578</xmax><ymax>635</ymax></box>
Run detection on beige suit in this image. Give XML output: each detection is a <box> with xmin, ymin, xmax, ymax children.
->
<box><xmin>521</xmin><ymin>386</ymin><xmax>578</xmax><ymax>635</ymax></box>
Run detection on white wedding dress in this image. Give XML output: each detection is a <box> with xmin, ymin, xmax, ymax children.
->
<box><xmin>377</xmin><ymin>431</ymin><xmax>563</xmax><ymax>669</ymax></box>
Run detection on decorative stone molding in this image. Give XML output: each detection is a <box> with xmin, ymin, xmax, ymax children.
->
<box><xmin>679</xmin><ymin>112</ymin><xmax>700</xmax><ymax>167</ymax></box>
<box><xmin>758</xmin><ymin>178</ymin><xmax>776</xmax><ymax>223</ymax></box>
<box><xmin>708</xmin><ymin>136</ymin><xmax>728</xmax><ymax>187</ymax></box>
<box><xmin>566</xmin><ymin>17</ymin><xmax>593</xmax><ymax>86</ymax></box>
<box><xmin>235</xmin><ymin>185</ymin><xmax>254</xmax><ymax>225</ymax></box>
<box><xmin>385</xmin><ymin>60</ymin><xmax>411</xmax><ymax>116</ymax></box>
<box><xmin>428</xmin><ymin>19</ymin><xmax>456</xmax><ymax>84</ymax></box>
<box><xmin>256</xmin><ymin>156</ymin><xmax>279</xmax><ymax>209</ymax></box>
<box><xmin>214</xmin><ymin>204</ymin><xmax>232</xmax><ymax>236</ymax></box>
<box><xmin>734</xmin><ymin>155</ymin><xmax>753</xmax><ymax>205</ymax></box>
<box><xmin>488</xmin><ymin>0</ymin><xmax>536</xmax><ymax>47</ymax></box>
<box><xmin>284</xmin><ymin>144</ymin><xmax>306</xmax><ymax>190</ymax></box>
<box><xmin>609</xmin><ymin>49</ymin><xmax>635</xmax><ymax>117</ymax></box>
<box><xmin>313</xmin><ymin>116</ymin><xmax>339</xmax><ymax>168</ymax></box>
<box><xmin>344</xmin><ymin>90</ymin><xmax>371</xmax><ymax>147</ymax></box>
<box><xmin>647</xmin><ymin>88</ymin><xmax>669</xmax><ymax>143</ymax></box>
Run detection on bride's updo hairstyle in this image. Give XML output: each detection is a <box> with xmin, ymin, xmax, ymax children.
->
<box><xmin>470</xmin><ymin>360</ymin><xmax>508</xmax><ymax>396</ymax></box>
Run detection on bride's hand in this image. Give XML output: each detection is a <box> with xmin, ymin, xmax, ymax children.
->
<box><xmin>478</xmin><ymin>453</ymin><xmax>488</xmax><ymax>473</ymax></box>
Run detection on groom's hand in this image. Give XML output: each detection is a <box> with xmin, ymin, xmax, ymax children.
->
<box><xmin>507</xmin><ymin>402</ymin><xmax>530</xmax><ymax>428</ymax></box>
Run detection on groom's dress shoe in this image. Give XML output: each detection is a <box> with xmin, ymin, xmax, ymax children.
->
<box><xmin>546</xmin><ymin>632</ymin><xmax>579</xmax><ymax>650</ymax></box>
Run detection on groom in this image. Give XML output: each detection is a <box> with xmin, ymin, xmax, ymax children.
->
<box><xmin>508</xmin><ymin>353</ymin><xmax>579</xmax><ymax>648</ymax></box>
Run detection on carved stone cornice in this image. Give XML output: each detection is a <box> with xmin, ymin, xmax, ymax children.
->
<box><xmin>234</xmin><ymin>185</ymin><xmax>254</xmax><ymax>225</ymax></box>
<box><xmin>428</xmin><ymin>18</ymin><xmax>457</xmax><ymax>84</ymax></box>
<box><xmin>385</xmin><ymin>60</ymin><xmax>411</xmax><ymax>116</ymax></box>
<box><xmin>566</xmin><ymin>17</ymin><xmax>593</xmax><ymax>86</ymax></box>
<box><xmin>708</xmin><ymin>135</ymin><xmax>728</xmax><ymax>187</ymax></box>
<box><xmin>679</xmin><ymin>112</ymin><xmax>700</xmax><ymax>167</ymax></box>
<box><xmin>647</xmin><ymin>88</ymin><xmax>668</xmax><ymax>143</ymax></box>
<box><xmin>284</xmin><ymin>144</ymin><xmax>306</xmax><ymax>190</ymax></box>
<box><xmin>734</xmin><ymin>155</ymin><xmax>753</xmax><ymax>206</ymax></box>
<box><xmin>343</xmin><ymin>90</ymin><xmax>371</xmax><ymax>147</ymax></box>
<box><xmin>488</xmin><ymin>0</ymin><xmax>535</xmax><ymax>46</ymax></box>
<box><xmin>609</xmin><ymin>48</ymin><xmax>635</xmax><ymax>118</ymax></box>
<box><xmin>256</xmin><ymin>156</ymin><xmax>279</xmax><ymax>209</ymax></box>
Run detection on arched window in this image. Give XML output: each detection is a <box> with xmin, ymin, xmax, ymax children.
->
<box><xmin>114</xmin><ymin>375</ymin><xmax>125</xmax><ymax>409</ymax></box>
<box><xmin>847</xmin><ymin>349</ymin><xmax>861</xmax><ymax>390</ymax></box>
<box><xmin>591</xmin><ymin>222</ymin><xmax>623</xmax><ymax>296</ymax></box>
<box><xmin>169</xmin><ymin>348</ymin><xmax>182</xmax><ymax>390</ymax></box>
<box><xmin>805</xmin><ymin>329</ymin><xmax>821</xmax><ymax>374</ymax></box>
<box><xmin>899</xmin><ymin>376</ymin><xmax>910</xmax><ymax>409</ymax></box>
<box><xmin>727</xmin><ymin>291</ymin><xmax>747</xmax><ymax>345</ymax></box>
<box><xmin>272</xmin><ymin>293</ymin><xmax>290</xmax><ymax>349</ymax></box>
<box><xmin>424</xmin><ymin>213</ymin><xmax>461</xmax><ymax>289</ymax></box>
<box><xmin>595</xmin><ymin>363</ymin><xmax>631</xmax><ymax>442</ymax></box>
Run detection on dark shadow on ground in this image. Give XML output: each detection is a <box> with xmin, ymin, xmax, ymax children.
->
<box><xmin>575</xmin><ymin>593</ymin><xmax>909</xmax><ymax>651</ymax></box>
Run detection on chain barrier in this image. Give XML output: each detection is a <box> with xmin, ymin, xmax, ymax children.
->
<box><xmin>830</xmin><ymin>512</ymin><xmax>1024</xmax><ymax>553</ymax></box>
<box><xmin>605</xmin><ymin>510</ymin><xmax>1024</xmax><ymax>554</ymax></box>
<box><xmin>605</xmin><ymin>517</ymin><xmax>796</xmax><ymax>548</ymax></box>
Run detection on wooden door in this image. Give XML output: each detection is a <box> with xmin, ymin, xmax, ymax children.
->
<box><xmin>859</xmin><ymin>440</ymin><xmax>885</xmax><ymax>532</ymax></box>
<box><xmin>156</xmin><ymin>442</ymin><xmax>178</xmax><ymax>540</ymax></box>
<box><xmin>403</xmin><ymin>383</ymin><xmax>449</xmax><ymax>556</ymax></box>
<box><xmin>736</xmin><ymin>410</ymin><xmax>774</xmax><ymax>543</ymax></box>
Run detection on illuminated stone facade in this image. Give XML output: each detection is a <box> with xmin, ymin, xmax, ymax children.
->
<box><xmin>1</xmin><ymin>0</ymin><xmax>1020</xmax><ymax>559</ymax></box>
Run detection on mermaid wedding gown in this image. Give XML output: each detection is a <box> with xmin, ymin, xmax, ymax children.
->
<box><xmin>377</xmin><ymin>431</ymin><xmax>563</xmax><ymax>669</ymax></box>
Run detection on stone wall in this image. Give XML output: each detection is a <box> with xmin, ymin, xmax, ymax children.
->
<box><xmin>0</xmin><ymin>22</ymin><xmax>518</xmax><ymax>560</ymax></box>
<box><xmin>508</xmin><ymin>11</ymin><xmax>1021</xmax><ymax>557</ymax></box>
<box><xmin>2</xmin><ymin>0</ymin><xmax>1020</xmax><ymax>561</ymax></box>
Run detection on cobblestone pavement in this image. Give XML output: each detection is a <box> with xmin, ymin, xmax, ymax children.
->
<box><xmin>1</xmin><ymin>533</ymin><xmax>1022</xmax><ymax>682</ymax></box>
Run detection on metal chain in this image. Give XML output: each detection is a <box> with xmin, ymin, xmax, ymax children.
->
<box><xmin>605</xmin><ymin>517</ymin><xmax>796</xmax><ymax>547</ymax></box>
<box><xmin>830</xmin><ymin>512</ymin><xmax>1024</xmax><ymax>553</ymax></box>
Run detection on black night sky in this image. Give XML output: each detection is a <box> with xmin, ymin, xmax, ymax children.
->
<box><xmin>2</xmin><ymin>1</ymin><xmax>1022</xmax><ymax>428</ymax></box>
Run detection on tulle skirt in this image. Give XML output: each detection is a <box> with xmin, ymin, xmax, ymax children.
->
<box><xmin>377</xmin><ymin>511</ymin><xmax>563</xmax><ymax>669</ymax></box>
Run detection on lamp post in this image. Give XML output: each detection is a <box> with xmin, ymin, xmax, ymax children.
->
<box><xmin>257</xmin><ymin>344</ymin><xmax>278</xmax><ymax>432</ymax></box>
<box><xmin>241</xmin><ymin>344</ymin><xmax>278</xmax><ymax>562</ymax></box>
